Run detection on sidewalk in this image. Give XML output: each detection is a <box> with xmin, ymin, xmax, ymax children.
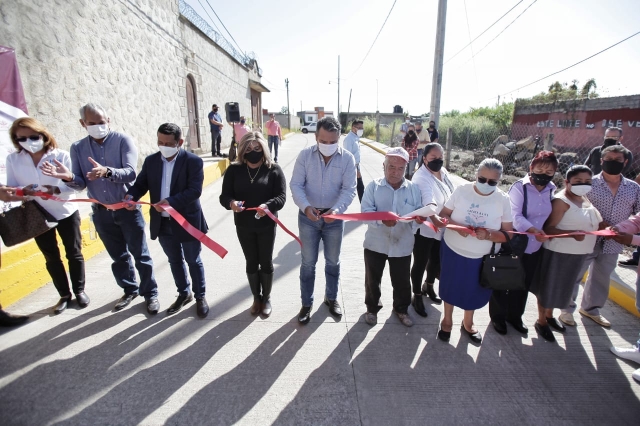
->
<box><xmin>1</xmin><ymin>133</ymin><xmax>639</xmax><ymax>425</ymax></box>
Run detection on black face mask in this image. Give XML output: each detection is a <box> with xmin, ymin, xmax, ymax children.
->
<box><xmin>427</xmin><ymin>158</ymin><xmax>444</xmax><ymax>172</ymax></box>
<box><xmin>602</xmin><ymin>160</ymin><xmax>624</xmax><ymax>175</ymax></box>
<box><xmin>530</xmin><ymin>172</ymin><xmax>553</xmax><ymax>186</ymax></box>
<box><xmin>240</xmin><ymin>120</ymin><xmax>245</xmax><ymax>124</ymax></box>
<box><xmin>603</xmin><ymin>138</ymin><xmax>618</xmax><ymax>148</ymax></box>
<box><xmin>244</xmin><ymin>150</ymin><xmax>263</xmax><ymax>164</ymax></box>
<box><xmin>408</xmin><ymin>130</ymin><xmax>416</xmax><ymax>137</ymax></box>
<box><xmin>429</xmin><ymin>124</ymin><xmax>435</xmax><ymax>129</ymax></box>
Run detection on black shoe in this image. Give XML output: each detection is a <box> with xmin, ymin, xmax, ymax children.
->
<box><xmin>146</xmin><ymin>297</ymin><xmax>160</xmax><ymax>315</ymax></box>
<box><xmin>75</xmin><ymin>292</ymin><xmax>90</xmax><ymax>308</ymax></box>
<box><xmin>196</xmin><ymin>297</ymin><xmax>209</xmax><ymax>318</ymax></box>
<box><xmin>114</xmin><ymin>294</ymin><xmax>137</xmax><ymax>311</ymax></box>
<box><xmin>422</xmin><ymin>283</ymin><xmax>442</xmax><ymax>305</ymax></box>
<box><xmin>261</xmin><ymin>299</ymin><xmax>272</xmax><ymax>317</ymax></box>
<box><xmin>0</xmin><ymin>309</ymin><xmax>29</xmax><ymax>327</ymax></box>
<box><xmin>546</xmin><ymin>317</ymin><xmax>566</xmax><ymax>333</ymax></box>
<box><xmin>437</xmin><ymin>328</ymin><xmax>451</xmax><ymax>342</ymax></box>
<box><xmin>298</xmin><ymin>306</ymin><xmax>311</xmax><ymax>324</ymax></box>
<box><xmin>618</xmin><ymin>258</ymin><xmax>639</xmax><ymax>267</ymax></box>
<box><xmin>461</xmin><ymin>324</ymin><xmax>483</xmax><ymax>344</ymax></box>
<box><xmin>324</xmin><ymin>298</ymin><xmax>342</xmax><ymax>317</ymax></box>
<box><xmin>411</xmin><ymin>295</ymin><xmax>428</xmax><ymax>317</ymax></box>
<box><xmin>492</xmin><ymin>320</ymin><xmax>507</xmax><ymax>335</ymax></box>
<box><xmin>507</xmin><ymin>319</ymin><xmax>529</xmax><ymax>334</ymax></box>
<box><xmin>535</xmin><ymin>321</ymin><xmax>556</xmax><ymax>342</ymax></box>
<box><xmin>53</xmin><ymin>296</ymin><xmax>71</xmax><ymax>315</ymax></box>
<box><xmin>167</xmin><ymin>293</ymin><xmax>194</xmax><ymax>315</ymax></box>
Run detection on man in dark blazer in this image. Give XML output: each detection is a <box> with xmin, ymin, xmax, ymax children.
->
<box><xmin>126</xmin><ymin>123</ymin><xmax>209</xmax><ymax>318</ymax></box>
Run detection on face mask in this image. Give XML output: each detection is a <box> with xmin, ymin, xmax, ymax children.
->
<box><xmin>530</xmin><ymin>172</ymin><xmax>553</xmax><ymax>186</ymax></box>
<box><xmin>244</xmin><ymin>150</ymin><xmax>263</xmax><ymax>164</ymax></box>
<box><xmin>19</xmin><ymin>138</ymin><xmax>44</xmax><ymax>154</ymax></box>
<box><xmin>603</xmin><ymin>138</ymin><xmax>618</xmax><ymax>147</ymax></box>
<box><xmin>405</xmin><ymin>120</ymin><xmax>410</xmax><ymax>124</ymax></box>
<box><xmin>408</xmin><ymin>130</ymin><xmax>416</xmax><ymax>137</ymax></box>
<box><xmin>318</xmin><ymin>142</ymin><xmax>338</xmax><ymax>157</ymax></box>
<box><xmin>427</xmin><ymin>158</ymin><xmax>443</xmax><ymax>172</ymax></box>
<box><xmin>86</xmin><ymin>124</ymin><xmax>109</xmax><ymax>139</ymax></box>
<box><xmin>475</xmin><ymin>181</ymin><xmax>496</xmax><ymax>195</ymax></box>
<box><xmin>356</xmin><ymin>129</ymin><xmax>364</xmax><ymax>137</ymax></box>
<box><xmin>602</xmin><ymin>160</ymin><xmax>624</xmax><ymax>175</ymax></box>
<box><xmin>570</xmin><ymin>183</ymin><xmax>592</xmax><ymax>197</ymax></box>
<box><xmin>240</xmin><ymin>120</ymin><xmax>245</xmax><ymax>124</ymax></box>
<box><xmin>159</xmin><ymin>146</ymin><xmax>179</xmax><ymax>158</ymax></box>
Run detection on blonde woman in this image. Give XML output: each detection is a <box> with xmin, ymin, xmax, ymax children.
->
<box><xmin>219</xmin><ymin>132</ymin><xmax>287</xmax><ymax>316</ymax></box>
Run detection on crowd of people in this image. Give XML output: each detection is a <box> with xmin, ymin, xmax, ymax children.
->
<box><xmin>1</xmin><ymin>112</ymin><xmax>640</xmax><ymax>380</ymax></box>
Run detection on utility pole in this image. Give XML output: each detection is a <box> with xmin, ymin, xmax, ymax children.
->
<box><xmin>429</xmin><ymin>0</ymin><xmax>447</xmax><ymax>127</ymax></box>
<box><xmin>496</xmin><ymin>95</ymin><xmax>500</xmax><ymax>107</ymax></box>
<box><xmin>285</xmin><ymin>78</ymin><xmax>290</xmax><ymax>130</ymax></box>
<box><xmin>346</xmin><ymin>88</ymin><xmax>352</xmax><ymax>127</ymax></box>
<box><xmin>376</xmin><ymin>79</ymin><xmax>379</xmax><ymax>111</ymax></box>
<box><xmin>337</xmin><ymin>55</ymin><xmax>340</xmax><ymax>117</ymax></box>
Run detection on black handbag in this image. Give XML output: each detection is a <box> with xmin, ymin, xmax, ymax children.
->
<box><xmin>0</xmin><ymin>200</ymin><xmax>58</xmax><ymax>247</ymax></box>
<box><xmin>480</xmin><ymin>230</ymin><xmax>526</xmax><ymax>291</ymax></box>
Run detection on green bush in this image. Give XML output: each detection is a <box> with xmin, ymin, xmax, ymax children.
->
<box><xmin>439</xmin><ymin>115</ymin><xmax>501</xmax><ymax>150</ymax></box>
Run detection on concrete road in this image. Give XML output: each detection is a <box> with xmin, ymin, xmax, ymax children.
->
<box><xmin>1</xmin><ymin>133</ymin><xmax>640</xmax><ymax>425</ymax></box>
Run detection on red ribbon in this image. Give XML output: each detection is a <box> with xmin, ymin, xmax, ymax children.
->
<box><xmin>245</xmin><ymin>207</ymin><xmax>302</xmax><ymax>247</ymax></box>
<box><xmin>14</xmin><ymin>189</ymin><xmax>228</xmax><ymax>258</ymax></box>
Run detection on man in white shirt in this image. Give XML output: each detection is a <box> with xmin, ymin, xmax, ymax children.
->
<box><xmin>342</xmin><ymin>119</ymin><xmax>364</xmax><ymax>202</ymax></box>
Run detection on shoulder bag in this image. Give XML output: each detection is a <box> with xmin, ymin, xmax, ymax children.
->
<box><xmin>480</xmin><ymin>230</ymin><xmax>526</xmax><ymax>291</ymax></box>
<box><xmin>0</xmin><ymin>200</ymin><xmax>58</xmax><ymax>247</ymax></box>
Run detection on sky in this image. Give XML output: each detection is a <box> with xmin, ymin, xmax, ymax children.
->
<box><xmin>185</xmin><ymin>0</ymin><xmax>640</xmax><ymax>117</ymax></box>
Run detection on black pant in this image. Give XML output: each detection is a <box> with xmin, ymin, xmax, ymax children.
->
<box><xmin>236</xmin><ymin>225</ymin><xmax>276</xmax><ymax>274</ymax></box>
<box><xmin>211</xmin><ymin>130</ymin><xmax>222</xmax><ymax>155</ymax></box>
<box><xmin>356</xmin><ymin>177</ymin><xmax>365</xmax><ymax>202</ymax></box>
<box><xmin>33</xmin><ymin>210</ymin><xmax>85</xmax><ymax>297</ymax></box>
<box><xmin>364</xmin><ymin>249</ymin><xmax>412</xmax><ymax>314</ymax></box>
<box><xmin>489</xmin><ymin>250</ymin><xmax>541</xmax><ymax>323</ymax></box>
<box><xmin>410</xmin><ymin>232</ymin><xmax>441</xmax><ymax>294</ymax></box>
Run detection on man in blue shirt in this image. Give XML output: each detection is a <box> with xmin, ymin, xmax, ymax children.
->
<box><xmin>361</xmin><ymin>147</ymin><xmax>425</xmax><ymax>327</ymax></box>
<box><xmin>41</xmin><ymin>103</ymin><xmax>159</xmax><ymax>315</ymax></box>
<box><xmin>208</xmin><ymin>104</ymin><xmax>223</xmax><ymax>157</ymax></box>
<box><xmin>290</xmin><ymin>116</ymin><xmax>356</xmax><ymax>324</ymax></box>
<box><xmin>342</xmin><ymin>119</ymin><xmax>364</xmax><ymax>202</ymax></box>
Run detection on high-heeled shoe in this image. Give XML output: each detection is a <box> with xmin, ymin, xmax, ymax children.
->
<box><xmin>461</xmin><ymin>323</ymin><xmax>483</xmax><ymax>344</ymax></box>
<box><xmin>421</xmin><ymin>282</ymin><xmax>442</xmax><ymax>304</ymax></box>
<box><xmin>438</xmin><ymin>323</ymin><xmax>451</xmax><ymax>342</ymax></box>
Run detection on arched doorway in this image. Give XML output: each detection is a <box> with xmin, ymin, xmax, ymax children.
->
<box><xmin>186</xmin><ymin>75</ymin><xmax>201</xmax><ymax>150</ymax></box>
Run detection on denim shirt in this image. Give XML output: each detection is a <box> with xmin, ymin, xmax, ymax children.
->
<box><xmin>342</xmin><ymin>131</ymin><xmax>361</xmax><ymax>166</ymax></box>
<box><xmin>290</xmin><ymin>144</ymin><xmax>356</xmax><ymax>214</ymax></box>
<box><xmin>361</xmin><ymin>177</ymin><xmax>423</xmax><ymax>257</ymax></box>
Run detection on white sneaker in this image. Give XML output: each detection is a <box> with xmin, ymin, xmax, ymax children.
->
<box><xmin>633</xmin><ymin>368</ymin><xmax>640</xmax><ymax>382</ymax></box>
<box><xmin>579</xmin><ymin>309</ymin><xmax>611</xmax><ymax>327</ymax></box>
<box><xmin>364</xmin><ymin>312</ymin><xmax>377</xmax><ymax>326</ymax></box>
<box><xmin>559</xmin><ymin>312</ymin><xmax>576</xmax><ymax>326</ymax></box>
<box><xmin>610</xmin><ymin>345</ymin><xmax>640</xmax><ymax>364</ymax></box>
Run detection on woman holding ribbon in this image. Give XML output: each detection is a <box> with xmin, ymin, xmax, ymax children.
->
<box><xmin>437</xmin><ymin>158</ymin><xmax>513</xmax><ymax>344</ymax></box>
<box><xmin>489</xmin><ymin>151</ymin><xmax>558</xmax><ymax>336</ymax></box>
<box><xmin>409</xmin><ymin>143</ymin><xmax>455</xmax><ymax>316</ymax></box>
<box><xmin>220</xmin><ymin>131</ymin><xmax>286</xmax><ymax>317</ymax></box>
<box><xmin>6</xmin><ymin>117</ymin><xmax>87</xmax><ymax>314</ymax></box>
<box><xmin>530</xmin><ymin>165</ymin><xmax>602</xmax><ymax>342</ymax></box>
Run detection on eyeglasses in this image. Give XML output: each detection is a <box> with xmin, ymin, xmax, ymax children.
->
<box><xmin>16</xmin><ymin>135</ymin><xmax>42</xmax><ymax>143</ymax></box>
<box><xmin>477</xmin><ymin>176</ymin><xmax>499</xmax><ymax>186</ymax></box>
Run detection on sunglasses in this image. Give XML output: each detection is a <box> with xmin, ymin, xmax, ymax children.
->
<box><xmin>16</xmin><ymin>135</ymin><xmax>42</xmax><ymax>143</ymax></box>
<box><xmin>477</xmin><ymin>176</ymin><xmax>499</xmax><ymax>186</ymax></box>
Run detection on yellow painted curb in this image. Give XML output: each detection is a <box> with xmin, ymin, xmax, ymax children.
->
<box><xmin>0</xmin><ymin>159</ymin><xmax>228</xmax><ymax>307</ymax></box>
<box><xmin>609</xmin><ymin>281</ymin><xmax>640</xmax><ymax>318</ymax></box>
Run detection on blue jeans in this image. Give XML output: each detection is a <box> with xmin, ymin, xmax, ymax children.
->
<box><xmin>92</xmin><ymin>205</ymin><xmax>158</xmax><ymax>299</ymax></box>
<box><xmin>298</xmin><ymin>211</ymin><xmax>344</xmax><ymax>306</ymax></box>
<box><xmin>158</xmin><ymin>218</ymin><xmax>206</xmax><ymax>298</ymax></box>
<box><xmin>268</xmin><ymin>135</ymin><xmax>279</xmax><ymax>161</ymax></box>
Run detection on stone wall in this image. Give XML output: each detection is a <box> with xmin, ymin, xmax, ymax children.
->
<box><xmin>0</xmin><ymin>0</ymin><xmax>262</xmax><ymax>164</ymax></box>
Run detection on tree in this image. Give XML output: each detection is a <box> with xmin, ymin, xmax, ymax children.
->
<box><xmin>581</xmin><ymin>78</ymin><xmax>597</xmax><ymax>98</ymax></box>
<box><xmin>280</xmin><ymin>106</ymin><xmax>289</xmax><ymax>114</ymax></box>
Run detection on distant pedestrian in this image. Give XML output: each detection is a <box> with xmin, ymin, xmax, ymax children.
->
<box><xmin>402</xmin><ymin>129</ymin><xmax>419</xmax><ymax>179</ymax></box>
<box><xmin>342</xmin><ymin>119</ymin><xmax>365</xmax><ymax>202</ymax></box>
<box><xmin>125</xmin><ymin>123</ymin><xmax>210</xmax><ymax>318</ymax></box>
<box><xmin>220</xmin><ymin>131</ymin><xmax>286</xmax><ymax>317</ymax></box>
<box><xmin>584</xmin><ymin>127</ymin><xmax>633</xmax><ymax>177</ymax></box>
<box><xmin>208</xmin><ymin>104</ymin><xmax>223</xmax><ymax>157</ymax></box>
<box><xmin>427</xmin><ymin>120</ymin><xmax>439</xmax><ymax>143</ymax></box>
<box><xmin>437</xmin><ymin>159</ymin><xmax>513</xmax><ymax>345</ymax></box>
<box><xmin>231</xmin><ymin>116</ymin><xmax>250</xmax><ymax>142</ymax></box>
<box><xmin>415</xmin><ymin>120</ymin><xmax>429</xmax><ymax>159</ymax></box>
<box><xmin>531</xmin><ymin>165</ymin><xmax>602</xmax><ymax>342</ymax></box>
<box><xmin>290</xmin><ymin>116</ymin><xmax>356</xmax><ymax>324</ymax></box>
<box><xmin>361</xmin><ymin>147</ymin><xmax>425</xmax><ymax>327</ymax></box>
<box><xmin>265</xmin><ymin>114</ymin><xmax>282</xmax><ymax>162</ymax></box>
<box><xmin>400</xmin><ymin>117</ymin><xmax>411</xmax><ymax>135</ymax></box>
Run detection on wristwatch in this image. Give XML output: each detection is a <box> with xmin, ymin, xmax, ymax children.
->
<box><xmin>105</xmin><ymin>168</ymin><xmax>113</xmax><ymax>178</ymax></box>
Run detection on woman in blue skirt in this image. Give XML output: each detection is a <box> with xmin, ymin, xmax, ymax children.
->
<box><xmin>438</xmin><ymin>159</ymin><xmax>514</xmax><ymax>344</ymax></box>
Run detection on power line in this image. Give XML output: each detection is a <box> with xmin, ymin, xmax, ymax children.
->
<box><xmin>502</xmin><ymin>30</ymin><xmax>640</xmax><ymax>96</ymax></box>
<box><xmin>203</xmin><ymin>0</ymin><xmax>245</xmax><ymax>55</ymax></box>
<box><xmin>444</xmin><ymin>0</ymin><xmax>523</xmax><ymax>65</ymax></box>
<box><xmin>196</xmin><ymin>0</ymin><xmax>223</xmax><ymax>36</ymax></box>
<box><xmin>349</xmin><ymin>0</ymin><xmax>397</xmax><ymax>78</ymax></box>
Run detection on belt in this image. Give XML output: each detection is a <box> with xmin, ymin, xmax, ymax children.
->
<box><xmin>93</xmin><ymin>203</ymin><xmax>115</xmax><ymax>211</ymax></box>
<box><xmin>314</xmin><ymin>207</ymin><xmax>331</xmax><ymax>214</ymax></box>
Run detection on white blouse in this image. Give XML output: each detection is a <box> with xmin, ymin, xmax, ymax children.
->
<box><xmin>6</xmin><ymin>148</ymin><xmax>78</xmax><ymax>220</ymax></box>
<box><xmin>411</xmin><ymin>164</ymin><xmax>455</xmax><ymax>240</ymax></box>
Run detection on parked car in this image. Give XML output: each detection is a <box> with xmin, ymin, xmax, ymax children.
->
<box><xmin>301</xmin><ymin>122</ymin><xmax>317</xmax><ymax>133</ymax></box>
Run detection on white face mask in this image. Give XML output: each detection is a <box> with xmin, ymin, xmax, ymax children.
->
<box><xmin>569</xmin><ymin>184</ymin><xmax>592</xmax><ymax>197</ymax></box>
<box><xmin>86</xmin><ymin>123</ymin><xmax>109</xmax><ymax>140</ymax></box>
<box><xmin>159</xmin><ymin>146</ymin><xmax>179</xmax><ymax>158</ymax></box>
<box><xmin>19</xmin><ymin>138</ymin><xmax>44</xmax><ymax>154</ymax></box>
<box><xmin>474</xmin><ymin>181</ymin><xmax>496</xmax><ymax>195</ymax></box>
<box><xmin>356</xmin><ymin>129</ymin><xmax>364</xmax><ymax>137</ymax></box>
<box><xmin>317</xmin><ymin>142</ymin><xmax>338</xmax><ymax>157</ymax></box>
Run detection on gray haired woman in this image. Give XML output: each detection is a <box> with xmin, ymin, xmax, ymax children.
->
<box><xmin>437</xmin><ymin>158</ymin><xmax>513</xmax><ymax>344</ymax></box>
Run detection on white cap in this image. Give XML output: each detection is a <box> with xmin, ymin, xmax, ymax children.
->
<box><xmin>385</xmin><ymin>147</ymin><xmax>409</xmax><ymax>163</ymax></box>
